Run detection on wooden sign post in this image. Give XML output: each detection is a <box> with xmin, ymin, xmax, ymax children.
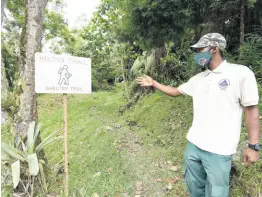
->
<box><xmin>63</xmin><ymin>93</ymin><xmax>69</xmax><ymax>196</ymax></box>
<box><xmin>35</xmin><ymin>53</ymin><xmax>91</xmax><ymax>196</ymax></box>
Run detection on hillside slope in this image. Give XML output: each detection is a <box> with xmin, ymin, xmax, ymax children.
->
<box><xmin>35</xmin><ymin>84</ymin><xmax>262</xmax><ymax>196</ymax></box>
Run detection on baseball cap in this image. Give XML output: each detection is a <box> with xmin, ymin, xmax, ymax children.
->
<box><xmin>190</xmin><ymin>33</ymin><xmax>227</xmax><ymax>50</ymax></box>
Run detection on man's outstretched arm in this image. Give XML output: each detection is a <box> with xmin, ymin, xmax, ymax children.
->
<box><xmin>136</xmin><ymin>75</ymin><xmax>182</xmax><ymax>97</ymax></box>
<box><xmin>243</xmin><ymin>105</ymin><xmax>260</xmax><ymax>166</ymax></box>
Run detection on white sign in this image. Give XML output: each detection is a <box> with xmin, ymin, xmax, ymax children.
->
<box><xmin>35</xmin><ymin>53</ymin><xmax>91</xmax><ymax>94</ymax></box>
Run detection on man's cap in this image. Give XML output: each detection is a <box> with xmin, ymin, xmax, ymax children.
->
<box><xmin>190</xmin><ymin>33</ymin><xmax>226</xmax><ymax>50</ymax></box>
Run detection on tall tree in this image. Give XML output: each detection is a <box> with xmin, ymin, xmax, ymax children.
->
<box><xmin>240</xmin><ymin>0</ymin><xmax>246</xmax><ymax>45</ymax></box>
<box><xmin>1</xmin><ymin>0</ymin><xmax>11</xmax><ymax>125</ymax></box>
<box><xmin>1</xmin><ymin>0</ymin><xmax>6</xmax><ymax>24</ymax></box>
<box><xmin>14</xmin><ymin>0</ymin><xmax>48</xmax><ymax>137</ymax></box>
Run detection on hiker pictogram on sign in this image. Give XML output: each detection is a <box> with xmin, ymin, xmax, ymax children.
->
<box><xmin>58</xmin><ymin>65</ymin><xmax>72</xmax><ymax>85</ymax></box>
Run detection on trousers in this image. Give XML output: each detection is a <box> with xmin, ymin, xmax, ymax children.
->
<box><xmin>184</xmin><ymin>141</ymin><xmax>232</xmax><ymax>197</ymax></box>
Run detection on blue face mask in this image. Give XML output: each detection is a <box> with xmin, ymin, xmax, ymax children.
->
<box><xmin>194</xmin><ymin>50</ymin><xmax>212</xmax><ymax>68</ymax></box>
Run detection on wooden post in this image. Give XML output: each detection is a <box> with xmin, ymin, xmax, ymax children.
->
<box><xmin>63</xmin><ymin>93</ymin><xmax>69</xmax><ymax>196</ymax></box>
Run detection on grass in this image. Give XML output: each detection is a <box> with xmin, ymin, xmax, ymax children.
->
<box><xmin>1</xmin><ymin>83</ymin><xmax>262</xmax><ymax>196</ymax></box>
<box><xmin>36</xmin><ymin>85</ymin><xmax>192</xmax><ymax>196</ymax></box>
<box><xmin>37</xmin><ymin>87</ymin><xmax>130</xmax><ymax>196</ymax></box>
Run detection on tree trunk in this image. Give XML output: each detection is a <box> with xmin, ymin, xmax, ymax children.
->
<box><xmin>1</xmin><ymin>57</ymin><xmax>9</xmax><ymax>96</ymax></box>
<box><xmin>154</xmin><ymin>44</ymin><xmax>166</xmax><ymax>66</ymax></box>
<box><xmin>14</xmin><ymin>0</ymin><xmax>48</xmax><ymax>137</ymax></box>
<box><xmin>1</xmin><ymin>0</ymin><xmax>6</xmax><ymax>24</ymax></box>
<box><xmin>154</xmin><ymin>44</ymin><xmax>167</xmax><ymax>81</ymax></box>
<box><xmin>1</xmin><ymin>56</ymin><xmax>10</xmax><ymax>125</ymax></box>
<box><xmin>240</xmin><ymin>0</ymin><xmax>246</xmax><ymax>45</ymax></box>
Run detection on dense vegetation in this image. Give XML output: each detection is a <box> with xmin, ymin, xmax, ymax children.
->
<box><xmin>1</xmin><ymin>0</ymin><xmax>262</xmax><ymax>196</ymax></box>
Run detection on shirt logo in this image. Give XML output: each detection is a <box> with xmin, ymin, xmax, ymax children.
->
<box><xmin>218</xmin><ymin>79</ymin><xmax>230</xmax><ymax>90</ymax></box>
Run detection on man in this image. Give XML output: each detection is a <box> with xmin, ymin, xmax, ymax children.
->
<box><xmin>136</xmin><ymin>33</ymin><xmax>260</xmax><ymax>197</ymax></box>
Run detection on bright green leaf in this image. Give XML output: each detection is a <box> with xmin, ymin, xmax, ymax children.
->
<box><xmin>27</xmin><ymin>121</ymin><xmax>36</xmax><ymax>154</ymax></box>
<box><xmin>11</xmin><ymin>160</ymin><xmax>20</xmax><ymax>189</ymax></box>
<box><xmin>1</xmin><ymin>142</ymin><xmax>26</xmax><ymax>162</ymax></box>
<box><xmin>28</xmin><ymin>153</ymin><xmax>39</xmax><ymax>176</ymax></box>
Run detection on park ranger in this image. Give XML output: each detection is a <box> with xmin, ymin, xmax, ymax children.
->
<box><xmin>136</xmin><ymin>33</ymin><xmax>260</xmax><ymax>197</ymax></box>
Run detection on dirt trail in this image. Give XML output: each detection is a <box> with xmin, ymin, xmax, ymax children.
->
<box><xmin>116</xmin><ymin>130</ymin><xmax>184</xmax><ymax>197</ymax></box>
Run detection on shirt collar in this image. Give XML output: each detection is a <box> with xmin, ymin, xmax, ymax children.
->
<box><xmin>204</xmin><ymin>60</ymin><xmax>227</xmax><ymax>76</ymax></box>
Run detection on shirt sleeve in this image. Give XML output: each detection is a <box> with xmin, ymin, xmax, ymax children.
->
<box><xmin>178</xmin><ymin>76</ymin><xmax>196</xmax><ymax>97</ymax></box>
<box><xmin>240</xmin><ymin>68</ymin><xmax>259</xmax><ymax>107</ymax></box>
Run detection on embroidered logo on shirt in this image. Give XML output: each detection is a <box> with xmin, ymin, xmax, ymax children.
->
<box><xmin>218</xmin><ymin>79</ymin><xmax>230</xmax><ymax>90</ymax></box>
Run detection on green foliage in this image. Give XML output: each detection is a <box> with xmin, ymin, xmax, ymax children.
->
<box><xmin>130</xmin><ymin>51</ymin><xmax>156</xmax><ymax>77</ymax></box>
<box><xmin>64</xmin><ymin>2</ymin><xmax>126</xmax><ymax>90</ymax></box>
<box><xmin>238</xmin><ymin>26</ymin><xmax>262</xmax><ymax>83</ymax></box>
<box><xmin>115</xmin><ymin>0</ymin><xmax>189</xmax><ymax>49</ymax></box>
<box><xmin>1</xmin><ymin>91</ymin><xmax>17</xmax><ymax>115</ymax></box>
<box><xmin>1</xmin><ymin>122</ymin><xmax>63</xmax><ymax>195</ymax></box>
<box><xmin>1</xmin><ymin>185</ymin><xmax>13</xmax><ymax>197</ymax></box>
<box><xmin>44</xmin><ymin>10</ymin><xmax>70</xmax><ymax>41</ymax></box>
<box><xmin>1</xmin><ymin>24</ymin><xmax>20</xmax><ymax>90</ymax></box>
<box><xmin>6</xmin><ymin>0</ymin><xmax>26</xmax><ymax>27</ymax></box>
<box><xmin>159</xmin><ymin>53</ymin><xmax>190</xmax><ymax>86</ymax></box>
<box><xmin>111</xmin><ymin>0</ymin><xmax>261</xmax><ymax>96</ymax></box>
<box><xmin>3</xmin><ymin>0</ymin><xmax>262</xmax><ymax>94</ymax></box>
<box><xmin>2</xmin><ymin>0</ymin><xmax>262</xmax><ymax>195</ymax></box>
<box><xmin>43</xmin><ymin>8</ymin><xmax>76</xmax><ymax>54</ymax></box>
